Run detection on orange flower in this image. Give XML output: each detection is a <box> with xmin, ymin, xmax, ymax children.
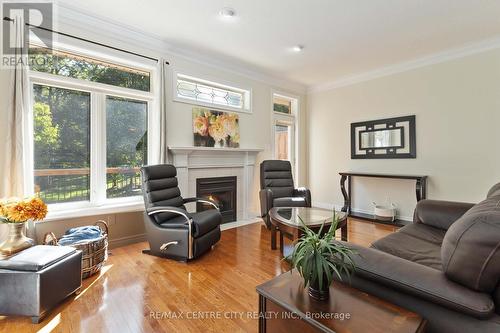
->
<box><xmin>0</xmin><ymin>197</ymin><xmax>47</xmax><ymax>223</ymax></box>
<box><xmin>6</xmin><ymin>202</ymin><xmax>30</xmax><ymax>223</ymax></box>
<box><xmin>26</xmin><ymin>197</ymin><xmax>48</xmax><ymax>221</ymax></box>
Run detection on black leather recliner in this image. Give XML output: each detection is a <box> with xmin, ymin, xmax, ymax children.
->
<box><xmin>141</xmin><ymin>164</ymin><xmax>222</xmax><ymax>261</ymax></box>
<box><xmin>259</xmin><ymin>160</ymin><xmax>311</xmax><ymax>229</ymax></box>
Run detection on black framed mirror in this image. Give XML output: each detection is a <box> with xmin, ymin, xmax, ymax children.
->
<box><xmin>351</xmin><ymin>115</ymin><xmax>416</xmax><ymax>159</ymax></box>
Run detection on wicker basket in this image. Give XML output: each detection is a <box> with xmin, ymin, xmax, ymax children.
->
<box><xmin>43</xmin><ymin>221</ymin><xmax>109</xmax><ymax>279</ymax></box>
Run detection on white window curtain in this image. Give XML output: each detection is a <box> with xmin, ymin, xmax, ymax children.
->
<box><xmin>0</xmin><ymin>17</ymin><xmax>32</xmax><ymax>239</ymax></box>
<box><xmin>158</xmin><ymin>59</ymin><xmax>169</xmax><ymax>163</ymax></box>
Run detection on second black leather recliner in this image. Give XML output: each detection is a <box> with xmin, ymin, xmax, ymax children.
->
<box><xmin>259</xmin><ymin>160</ymin><xmax>311</xmax><ymax>229</ymax></box>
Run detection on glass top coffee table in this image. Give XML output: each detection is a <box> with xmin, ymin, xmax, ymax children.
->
<box><xmin>269</xmin><ymin>207</ymin><xmax>348</xmax><ymax>257</ymax></box>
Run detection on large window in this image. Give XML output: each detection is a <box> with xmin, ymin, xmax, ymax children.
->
<box><xmin>174</xmin><ymin>73</ymin><xmax>251</xmax><ymax>112</ymax></box>
<box><xmin>106</xmin><ymin>96</ymin><xmax>148</xmax><ymax>199</ymax></box>
<box><xmin>33</xmin><ymin>85</ymin><xmax>91</xmax><ymax>203</ymax></box>
<box><xmin>30</xmin><ymin>47</ymin><xmax>153</xmax><ymax>210</ymax></box>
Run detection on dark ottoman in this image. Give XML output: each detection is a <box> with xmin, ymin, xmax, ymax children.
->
<box><xmin>0</xmin><ymin>245</ymin><xmax>82</xmax><ymax>323</ymax></box>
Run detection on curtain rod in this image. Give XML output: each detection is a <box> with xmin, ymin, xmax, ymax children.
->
<box><xmin>3</xmin><ymin>16</ymin><xmax>169</xmax><ymax>65</ymax></box>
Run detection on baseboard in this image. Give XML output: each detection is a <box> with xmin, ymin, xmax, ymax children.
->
<box><xmin>312</xmin><ymin>201</ymin><xmax>412</xmax><ymax>222</ymax></box>
<box><xmin>108</xmin><ymin>233</ymin><xmax>147</xmax><ymax>249</ymax></box>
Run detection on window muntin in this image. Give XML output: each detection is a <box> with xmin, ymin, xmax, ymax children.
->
<box><xmin>29</xmin><ymin>47</ymin><xmax>151</xmax><ymax>92</ymax></box>
<box><xmin>175</xmin><ymin>74</ymin><xmax>250</xmax><ymax>111</ymax></box>
<box><xmin>33</xmin><ymin>84</ymin><xmax>91</xmax><ymax>204</ymax></box>
<box><xmin>106</xmin><ymin>96</ymin><xmax>148</xmax><ymax>199</ymax></box>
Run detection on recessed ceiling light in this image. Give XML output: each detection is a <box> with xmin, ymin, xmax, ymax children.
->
<box><xmin>219</xmin><ymin>7</ymin><xmax>236</xmax><ymax>18</ymax></box>
<box><xmin>292</xmin><ymin>45</ymin><xmax>304</xmax><ymax>52</ymax></box>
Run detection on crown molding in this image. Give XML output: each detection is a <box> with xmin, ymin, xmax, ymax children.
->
<box><xmin>54</xmin><ymin>3</ymin><xmax>307</xmax><ymax>94</ymax></box>
<box><xmin>308</xmin><ymin>36</ymin><xmax>500</xmax><ymax>94</ymax></box>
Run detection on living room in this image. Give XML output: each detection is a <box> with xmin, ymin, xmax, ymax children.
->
<box><xmin>0</xmin><ymin>1</ymin><xmax>499</xmax><ymax>332</ymax></box>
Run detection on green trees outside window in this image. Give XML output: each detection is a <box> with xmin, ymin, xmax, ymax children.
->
<box><xmin>31</xmin><ymin>48</ymin><xmax>151</xmax><ymax>204</ymax></box>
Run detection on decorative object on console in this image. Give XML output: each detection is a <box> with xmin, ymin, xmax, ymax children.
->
<box><xmin>0</xmin><ymin>197</ymin><xmax>48</xmax><ymax>256</ymax></box>
<box><xmin>43</xmin><ymin>221</ymin><xmax>109</xmax><ymax>279</ymax></box>
<box><xmin>372</xmin><ymin>202</ymin><xmax>397</xmax><ymax>222</ymax></box>
<box><xmin>193</xmin><ymin>107</ymin><xmax>240</xmax><ymax>148</ymax></box>
<box><xmin>290</xmin><ymin>212</ymin><xmax>356</xmax><ymax>301</ymax></box>
<box><xmin>351</xmin><ymin>115</ymin><xmax>416</xmax><ymax>159</ymax></box>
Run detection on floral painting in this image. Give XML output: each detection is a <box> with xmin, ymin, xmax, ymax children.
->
<box><xmin>193</xmin><ymin>108</ymin><xmax>240</xmax><ymax>148</ymax></box>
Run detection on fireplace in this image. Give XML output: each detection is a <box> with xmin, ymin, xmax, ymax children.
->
<box><xmin>196</xmin><ymin>176</ymin><xmax>237</xmax><ymax>223</ymax></box>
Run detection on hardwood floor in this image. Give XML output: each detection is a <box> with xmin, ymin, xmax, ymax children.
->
<box><xmin>0</xmin><ymin>218</ymin><xmax>396</xmax><ymax>333</ymax></box>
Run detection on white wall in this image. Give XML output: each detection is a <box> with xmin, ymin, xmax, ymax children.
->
<box><xmin>165</xmin><ymin>56</ymin><xmax>308</xmax><ymax>213</ymax></box>
<box><xmin>307</xmin><ymin>48</ymin><xmax>500</xmax><ymax>220</ymax></box>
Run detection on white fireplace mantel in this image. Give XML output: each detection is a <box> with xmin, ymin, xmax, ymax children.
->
<box><xmin>169</xmin><ymin>146</ymin><xmax>263</xmax><ymax>153</ymax></box>
<box><xmin>168</xmin><ymin>146</ymin><xmax>263</xmax><ymax>220</ymax></box>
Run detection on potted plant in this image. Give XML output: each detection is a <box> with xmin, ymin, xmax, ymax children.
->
<box><xmin>0</xmin><ymin>197</ymin><xmax>48</xmax><ymax>256</ymax></box>
<box><xmin>290</xmin><ymin>212</ymin><xmax>357</xmax><ymax>301</ymax></box>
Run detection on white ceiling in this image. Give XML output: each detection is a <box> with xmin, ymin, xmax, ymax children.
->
<box><xmin>58</xmin><ymin>0</ymin><xmax>500</xmax><ymax>88</ymax></box>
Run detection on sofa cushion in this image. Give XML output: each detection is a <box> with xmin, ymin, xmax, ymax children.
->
<box><xmin>371</xmin><ymin>224</ymin><xmax>443</xmax><ymax>270</ymax></box>
<box><xmin>441</xmin><ymin>194</ymin><xmax>500</xmax><ymax>292</ymax></box>
<box><xmin>487</xmin><ymin>183</ymin><xmax>500</xmax><ymax>198</ymax></box>
<box><xmin>399</xmin><ymin>223</ymin><xmax>447</xmax><ymax>244</ymax></box>
<box><xmin>414</xmin><ymin>199</ymin><xmax>474</xmax><ymax>230</ymax></box>
<box><xmin>341</xmin><ymin>241</ymin><xmax>495</xmax><ymax>319</ymax></box>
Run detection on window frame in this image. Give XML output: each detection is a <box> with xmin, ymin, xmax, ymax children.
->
<box><xmin>26</xmin><ymin>49</ymin><xmax>157</xmax><ymax>217</ymax></box>
<box><xmin>172</xmin><ymin>70</ymin><xmax>252</xmax><ymax>114</ymax></box>
<box><xmin>271</xmin><ymin>91</ymin><xmax>300</xmax><ymax>178</ymax></box>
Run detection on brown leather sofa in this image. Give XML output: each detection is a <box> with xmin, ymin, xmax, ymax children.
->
<box><xmin>337</xmin><ymin>183</ymin><xmax>500</xmax><ymax>333</ymax></box>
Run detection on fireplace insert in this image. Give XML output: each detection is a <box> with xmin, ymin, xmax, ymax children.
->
<box><xmin>196</xmin><ymin>176</ymin><xmax>237</xmax><ymax>223</ymax></box>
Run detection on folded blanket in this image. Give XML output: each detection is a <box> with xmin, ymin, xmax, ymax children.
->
<box><xmin>58</xmin><ymin>226</ymin><xmax>103</xmax><ymax>246</ymax></box>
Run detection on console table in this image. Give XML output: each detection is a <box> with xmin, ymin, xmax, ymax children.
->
<box><xmin>339</xmin><ymin>172</ymin><xmax>428</xmax><ymax>226</ymax></box>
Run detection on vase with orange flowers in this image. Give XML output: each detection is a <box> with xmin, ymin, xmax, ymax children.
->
<box><xmin>0</xmin><ymin>197</ymin><xmax>48</xmax><ymax>256</ymax></box>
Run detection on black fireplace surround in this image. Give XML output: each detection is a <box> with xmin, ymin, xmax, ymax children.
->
<box><xmin>196</xmin><ymin>176</ymin><xmax>237</xmax><ymax>223</ymax></box>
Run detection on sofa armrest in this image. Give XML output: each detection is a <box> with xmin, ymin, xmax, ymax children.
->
<box><xmin>293</xmin><ymin>187</ymin><xmax>312</xmax><ymax>207</ymax></box>
<box><xmin>259</xmin><ymin>189</ymin><xmax>274</xmax><ymax>217</ymax></box>
<box><xmin>337</xmin><ymin>241</ymin><xmax>495</xmax><ymax>319</ymax></box>
<box><xmin>413</xmin><ymin>199</ymin><xmax>475</xmax><ymax>230</ymax></box>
